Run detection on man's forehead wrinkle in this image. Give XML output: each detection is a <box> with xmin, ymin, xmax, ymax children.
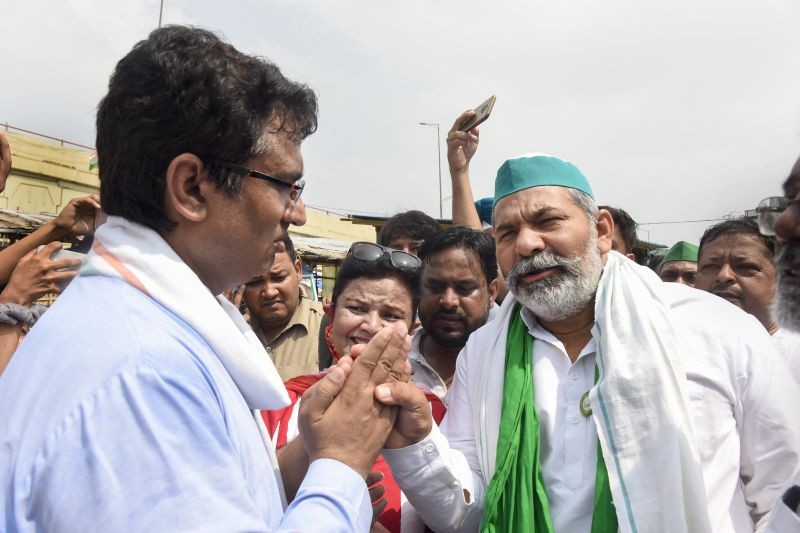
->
<box><xmin>524</xmin><ymin>205</ymin><xmax>563</xmax><ymax>219</ymax></box>
<box><xmin>701</xmin><ymin>245</ymin><xmax>770</xmax><ymax>263</ymax></box>
<box><xmin>496</xmin><ymin>198</ymin><xmax>552</xmax><ymax>227</ymax></box>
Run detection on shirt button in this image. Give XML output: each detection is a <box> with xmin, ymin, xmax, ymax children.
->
<box><xmin>451</xmin><ymin>481</ymin><xmax>459</xmax><ymax>488</ymax></box>
<box><xmin>571</xmin><ymin>373</ymin><xmax>578</xmax><ymax>381</ymax></box>
<box><xmin>571</xmin><ymin>416</ymin><xmax>579</xmax><ymax>424</ymax></box>
<box><xmin>265</xmin><ymin>347</ymin><xmax>272</xmax><ymax>355</ymax></box>
<box><xmin>424</xmin><ymin>443</ymin><xmax>434</xmax><ymax>453</ymax></box>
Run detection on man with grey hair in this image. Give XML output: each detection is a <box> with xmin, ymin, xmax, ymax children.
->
<box><xmin>375</xmin><ymin>153</ymin><xmax>800</xmax><ymax>532</ymax></box>
<box><xmin>763</xmin><ymin>155</ymin><xmax>800</xmax><ymax>532</ymax></box>
<box><xmin>766</xmin><ymin>157</ymin><xmax>800</xmax><ymax>383</ymax></box>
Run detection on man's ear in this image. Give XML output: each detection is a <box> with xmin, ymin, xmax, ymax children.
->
<box><xmin>488</xmin><ymin>277</ymin><xmax>500</xmax><ymax>304</ymax></box>
<box><xmin>164</xmin><ymin>153</ymin><xmax>211</xmax><ymax>223</ymax></box>
<box><xmin>595</xmin><ymin>209</ymin><xmax>614</xmax><ymax>254</ymax></box>
<box><xmin>293</xmin><ymin>259</ymin><xmax>302</xmax><ymax>277</ymax></box>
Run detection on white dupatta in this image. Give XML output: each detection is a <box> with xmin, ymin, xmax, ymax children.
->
<box><xmin>474</xmin><ymin>252</ymin><xmax>711</xmax><ymax>533</ymax></box>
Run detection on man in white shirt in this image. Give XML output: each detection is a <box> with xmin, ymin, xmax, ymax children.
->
<box><xmin>375</xmin><ymin>153</ymin><xmax>800</xmax><ymax>532</ymax></box>
<box><xmin>763</xmin><ymin>156</ymin><xmax>800</xmax><ymax>532</ymax></box>
<box><xmin>767</xmin><ymin>162</ymin><xmax>800</xmax><ymax>386</ymax></box>
<box><xmin>410</xmin><ymin>226</ymin><xmax>499</xmax><ymax>404</ymax></box>
<box><xmin>695</xmin><ymin>217</ymin><xmax>778</xmax><ymax>334</ymax></box>
<box><xmin>695</xmin><ymin>216</ymin><xmax>800</xmax><ymax>384</ymax></box>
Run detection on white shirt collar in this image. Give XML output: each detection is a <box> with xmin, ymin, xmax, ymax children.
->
<box><xmin>519</xmin><ymin>305</ymin><xmax>597</xmax><ymax>361</ymax></box>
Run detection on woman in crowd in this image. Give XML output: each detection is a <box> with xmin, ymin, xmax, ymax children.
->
<box><xmin>262</xmin><ymin>242</ymin><xmax>446</xmax><ymax>533</ymax></box>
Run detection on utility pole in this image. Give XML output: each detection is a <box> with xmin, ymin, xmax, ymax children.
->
<box><xmin>419</xmin><ymin>122</ymin><xmax>443</xmax><ymax>218</ymax></box>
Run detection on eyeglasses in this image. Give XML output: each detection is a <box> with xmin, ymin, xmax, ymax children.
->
<box><xmin>209</xmin><ymin>159</ymin><xmax>305</xmax><ymax>205</ymax></box>
<box><xmin>754</xmin><ymin>196</ymin><xmax>789</xmax><ymax>236</ymax></box>
<box><xmin>347</xmin><ymin>242</ymin><xmax>422</xmax><ymax>271</ymax></box>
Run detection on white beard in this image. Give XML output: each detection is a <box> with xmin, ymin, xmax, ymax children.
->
<box><xmin>773</xmin><ymin>242</ymin><xmax>800</xmax><ymax>333</ymax></box>
<box><xmin>506</xmin><ymin>232</ymin><xmax>602</xmax><ymax>322</ymax></box>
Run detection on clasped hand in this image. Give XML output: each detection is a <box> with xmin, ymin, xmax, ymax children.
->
<box><xmin>298</xmin><ymin>322</ymin><xmax>433</xmax><ymax>478</ymax></box>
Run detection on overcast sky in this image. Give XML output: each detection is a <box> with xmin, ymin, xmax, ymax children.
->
<box><xmin>4</xmin><ymin>0</ymin><xmax>800</xmax><ymax>245</ymax></box>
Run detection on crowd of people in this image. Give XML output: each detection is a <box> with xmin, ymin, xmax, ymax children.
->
<box><xmin>0</xmin><ymin>25</ymin><xmax>798</xmax><ymax>532</ymax></box>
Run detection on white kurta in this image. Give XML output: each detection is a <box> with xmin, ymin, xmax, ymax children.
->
<box><xmin>384</xmin><ymin>283</ymin><xmax>800</xmax><ymax>532</ymax></box>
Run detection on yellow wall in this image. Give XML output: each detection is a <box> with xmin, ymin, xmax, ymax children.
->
<box><xmin>291</xmin><ymin>207</ymin><xmax>376</xmax><ymax>242</ymax></box>
<box><xmin>2</xmin><ymin>131</ymin><xmax>373</xmax><ymax>244</ymax></box>
<box><xmin>2</xmin><ymin>132</ymin><xmax>99</xmax><ymax>214</ymax></box>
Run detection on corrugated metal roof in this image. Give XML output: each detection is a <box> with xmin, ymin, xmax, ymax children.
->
<box><xmin>0</xmin><ymin>208</ymin><xmax>54</xmax><ymax>234</ymax></box>
<box><xmin>290</xmin><ymin>235</ymin><xmax>357</xmax><ymax>261</ymax></box>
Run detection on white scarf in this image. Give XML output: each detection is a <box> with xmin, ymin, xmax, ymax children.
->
<box><xmin>475</xmin><ymin>252</ymin><xmax>711</xmax><ymax>533</ymax></box>
<box><xmin>82</xmin><ymin>216</ymin><xmax>289</xmax><ymax>410</ymax></box>
<box><xmin>591</xmin><ymin>252</ymin><xmax>711</xmax><ymax>532</ymax></box>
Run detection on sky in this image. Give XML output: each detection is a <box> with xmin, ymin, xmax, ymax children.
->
<box><xmin>4</xmin><ymin>0</ymin><xmax>800</xmax><ymax>246</ymax></box>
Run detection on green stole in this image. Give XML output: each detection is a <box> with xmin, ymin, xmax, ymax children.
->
<box><xmin>481</xmin><ymin>304</ymin><xmax>618</xmax><ymax>532</ymax></box>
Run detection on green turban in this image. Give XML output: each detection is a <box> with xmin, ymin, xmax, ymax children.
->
<box><xmin>494</xmin><ymin>153</ymin><xmax>594</xmax><ymax>204</ymax></box>
<box><xmin>661</xmin><ymin>241</ymin><xmax>699</xmax><ymax>266</ymax></box>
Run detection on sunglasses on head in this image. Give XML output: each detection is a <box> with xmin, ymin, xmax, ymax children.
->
<box><xmin>347</xmin><ymin>242</ymin><xmax>421</xmax><ymax>271</ymax></box>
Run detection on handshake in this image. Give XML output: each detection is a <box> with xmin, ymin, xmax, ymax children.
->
<box><xmin>296</xmin><ymin>322</ymin><xmax>433</xmax><ymax>478</ymax></box>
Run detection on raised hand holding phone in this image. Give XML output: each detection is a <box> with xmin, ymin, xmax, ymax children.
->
<box><xmin>458</xmin><ymin>95</ymin><xmax>496</xmax><ymax>132</ymax></box>
<box><xmin>447</xmin><ymin>96</ymin><xmax>496</xmax><ymax>230</ymax></box>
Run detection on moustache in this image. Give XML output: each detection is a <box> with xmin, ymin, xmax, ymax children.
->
<box><xmin>506</xmin><ymin>250</ymin><xmax>580</xmax><ymax>285</ymax></box>
<box><xmin>709</xmin><ymin>282</ymin><xmax>743</xmax><ymax>299</ymax></box>
<box><xmin>432</xmin><ymin>308</ymin><xmax>467</xmax><ymax>321</ymax></box>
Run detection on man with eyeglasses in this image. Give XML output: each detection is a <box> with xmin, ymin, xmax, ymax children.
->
<box><xmin>0</xmin><ymin>26</ymin><xmax>411</xmax><ymax>532</ymax></box>
<box><xmin>761</xmin><ymin>157</ymin><xmax>800</xmax><ymax>532</ymax></box>
<box><xmin>755</xmin><ymin>163</ymin><xmax>800</xmax><ymax>386</ymax></box>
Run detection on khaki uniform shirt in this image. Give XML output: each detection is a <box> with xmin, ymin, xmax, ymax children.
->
<box><xmin>252</xmin><ymin>297</ymin><xmax>325</xmax><ymax>381</ymax></box>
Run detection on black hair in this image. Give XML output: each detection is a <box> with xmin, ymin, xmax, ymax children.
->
<box><xmin>377</xmin><ymin>210</ymin><xmax>442</xmax><ymax>247</ymax></box>
<box><xmin>331</xmin><ymin>255</ymin><xmax>420</xmax><ymax>318</ymax></box>
<box><xmin>96</xmin><ymin>25</ymin><xmax>318</xmax><ymax>233</ymax></box>
<box><xmin>600</xmin><ymin>205</ymin><xmax>638</xmax><ymax>253</ymax></box>
<box><xmin>283</xmin><ymin>236</ymin><xmax>297</xmax><ymax>263</ymax></box>
<box><xmin>418</xmin><ymin>225</ymin><xmax>498</xmax><ymax>284</ymax></box>
<box><xmin>698</xmin><ymin>217</ymin><xmax>775</xmax><ymax>262</ymax></box>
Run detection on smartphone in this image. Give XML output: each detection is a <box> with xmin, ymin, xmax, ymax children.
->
<box><xmin>459</xmin><ymin>95</ymin><xmax>497</xmax><ymax>132</ymax></box>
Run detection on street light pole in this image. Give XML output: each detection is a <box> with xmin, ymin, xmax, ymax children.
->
<box><xmin>419</xmin><ymin>122</ymin><xmax>443</xmax><ymax>218</ymax></box>
<box><xmin>158</xmin><ymin>0</ymin><xmax>164</xmax><ymax>28</ymax></box>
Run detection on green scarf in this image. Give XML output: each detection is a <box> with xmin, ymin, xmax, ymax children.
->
<box><xmin>481</xmin><ymin>303</ymin><xmax>618</xmax><ymax>532</ymax></box>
